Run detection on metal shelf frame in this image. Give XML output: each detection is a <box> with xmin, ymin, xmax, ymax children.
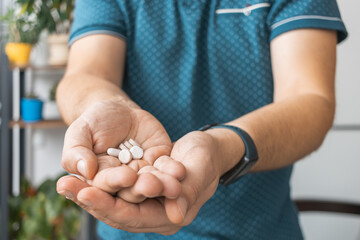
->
<box><xmin>1</xmin><ymin>50</ymin><xmax>11</xmax><ymax>240</ymax></box>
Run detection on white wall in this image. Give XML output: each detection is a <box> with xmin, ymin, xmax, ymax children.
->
<box><xmin>333</xmin><ymin>0</ymin><xmax>360</xmax><ymax>125</ymax></box>
<box><xmin>290</xmin><ymin>0</ymin><xmax>360</xmax><ymax>239</ymax></box>
<box><xmin>1</xmin><ymin>0</ymin><xmax>10</xmax><ymax>13</ymax></box>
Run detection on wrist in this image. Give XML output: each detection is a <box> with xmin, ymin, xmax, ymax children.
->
<box><xmin>80</xmin><ymin>97</ymin><xmax>140</xmax><ymax>118</ymax></box>
<box><xmin>112</xmin><ymin>96</ymin><xmax>141</xmax><ymax>110</ymax></box>
<box><xmin>91</xmin><ymin>97</ymin><xmax>140</xmax><ymax>111</ymax></box>
<box><xmin>75</xmin><ymin>98</ymin><xmax>141</xmax><ymax>132</ymax></box>
<box><xmin>204</xmin><ymin>127</ymin><xmax>245</xmax><ymax>176</ymax></box>
<box><xmin>60</xmin><ymin>93</ymin><xmax>140</xmax><ymax>125</ymax></box>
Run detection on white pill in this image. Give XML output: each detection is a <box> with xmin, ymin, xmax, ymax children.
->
<box><xmin>119</xmin><ymin>143</ymin><xmax>129</xmax><ymax>150</ymax></box>
<box><xmin>107</xmin><ymin>148</ymin><xmax>121</xmax><ymax>157</ymax></box>
<box><xmin>129</xmin><ymin>138</ymin><xmax>140</xmax><ymax>147</ymax></box>
<box><xmin>130</xmin><ymin>146</ymin><xmax>144</xmax><ymax>160</ymax></box>
<box><xmin>124</xmin><ymin>141</ymin><xmax>133</xmax><ymax>149</ymax></box>
<box><xmin>118</xmin><ymin>149</ymin><xmax>132</xmax><ymax>164</ymax></box>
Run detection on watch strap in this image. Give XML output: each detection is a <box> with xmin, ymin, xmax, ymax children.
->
<box><xmin>199</xmin><ymin>123</ymin><xmax>258</xmax><ymax>186</ymax></box>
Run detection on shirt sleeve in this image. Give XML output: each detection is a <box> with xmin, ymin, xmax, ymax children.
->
<box><xmin>267</xmin><ymin>0</ymin><xmax>348</xmax><ymax>43</ymax></box>
<box><xmin>69</xmin><ymin>0</ymin><xmax>126</xmax><ymax>46</ymax></box>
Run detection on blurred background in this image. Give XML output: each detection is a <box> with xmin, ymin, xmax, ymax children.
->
<box><xmin>0</xmin><ymin>0</ymin><xmax>359</xmax><ymax>239</ymax></box>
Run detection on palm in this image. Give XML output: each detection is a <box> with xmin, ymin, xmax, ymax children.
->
<box><xmin>80</xmin><ymin>101</ymin><xmax>171</xmax><ymax>160</ymax></box>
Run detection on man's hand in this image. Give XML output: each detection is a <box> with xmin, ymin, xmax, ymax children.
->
<box><xmin>57</xmin><ymin>130</ymin><xmax>239</xmax><ymax>234</ymax></box>
<box><xmin>61</xmin><ymin>99</ymin><xmax>186</xmax><ymax>202</ymax></box>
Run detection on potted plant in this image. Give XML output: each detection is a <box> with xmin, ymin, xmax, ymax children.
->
<box><xmin>9</xmin><ymin>175</ymin><xmax>81</xmax><ymax>239</ymax></box>
<box><xmin>21</xmin><ymin>93</ymin><xmax>43</xmax><ymax>122</ymax></box>
<box><xmin>0</xmin><ymin>7</ymin><xmax>41</xmax><ymax>67</ymax></box>
<box><xmin>43</xmin><ymin>82</ymin><xmax>61</xmax><ymax>120</ymax></box>
<box><xmin>19</xmin><ymin>0</ymin><xmax>75</xmax><ymax>65</ymax></box>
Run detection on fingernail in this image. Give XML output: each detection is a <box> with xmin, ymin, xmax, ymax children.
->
<box><xmin>79</xmin><ymin>199</ymin><xmax>92</xmax><ymax>208</ymax></box>
<box><xmin>177</xmin><ymin>197</ymin><xmax>188</xmax><ymax>219</ymax></box>
<box><xmin>59</xmin><ymin>191</ymin><xmax>74</xmax><ymax>200</ymax></box>
<box><xmin>71</xmin><ymin>174</ymin><xmax>87</xmax><ymax>182</ymax></box>
<box><xmin>77</xmin><ymin>160</ymin><xmax>87</xmax><ymax>177</ymax></box>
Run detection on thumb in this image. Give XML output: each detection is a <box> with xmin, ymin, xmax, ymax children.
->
<box><xmin>62</xmin><ymin>119</ymin><xmax>98</xmax><ymax>179</ymax></box>
<box><xmin>164</xmin><ymin>196</ymin><xmax>188</xmax><ymax>225</ymax></box>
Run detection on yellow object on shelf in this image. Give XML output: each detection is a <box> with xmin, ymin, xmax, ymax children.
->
<box><xmin>5</xmin><ymin>43</ymin><xmax>33</xmax><ymax>67</ymax></box>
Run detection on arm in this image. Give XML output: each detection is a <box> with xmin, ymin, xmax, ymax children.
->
<box><xmin>208</xmin><ymin>29</ymin><xmax>337</xmax><ymax>175</ymax></box>
<box><xmin>57</xmin><ymin>35</ymin><xmax>137</xmax><ymax>124</ymax></box>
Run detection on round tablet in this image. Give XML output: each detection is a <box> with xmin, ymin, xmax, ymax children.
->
<box><xmin>124</xmin><ymin>141</ymin><xmax>133</xmax><ymax>149</ymax></box>
<box><xmin>119</xmin><ymin>143</ymin><xmax>128</xmax><ymax>150</ymax></box>
<box><xmin>129</xmin><ymin>138</ymin><xmax>140</xmax><ymax>147</ymax></box>
<box><xmin>107</xmin><ymin>148</ymin><xmax>121</xmax><ymax>157</ymax></box>
<box><xmin>118</xmin><ymin>149</ymin><xmax>132</xmax><ymax>164</ymax></box>
<box><xmin>130</xmin><ymin>146</ymin><xmax>144</xmax><ymax>160</ymax></box>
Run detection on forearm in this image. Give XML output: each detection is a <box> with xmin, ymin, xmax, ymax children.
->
<box><xmin>56</xmin><ymin>35</ymin><xmax>133</xmax><ymax>124</ymax></box>
<box><xmin>207</xmin><ymin>29</ymin><xmax>337</xmax><ymax>176</ymax></box>
<box><xmin>57</xmin><ymin>73</ymin><xmax>139</xmax><ymax>125</ymax></box>
<box><xmin>208</xmin><ymin>93</ymin><xmax>335</xmax><ymax>175</ymax></box>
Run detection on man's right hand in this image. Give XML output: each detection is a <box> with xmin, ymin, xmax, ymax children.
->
<box><xmin>60</xmin><ymin>99</ymin><xmax>185</xmax><ymax>202</ymax></box>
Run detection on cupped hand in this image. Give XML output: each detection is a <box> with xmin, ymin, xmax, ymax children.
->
<box><xmin>60</xmin><ymin>99</ymin><xmax>185</xmax><ymax>202</ymax></box>
<box><xmin>57</xmin><ymin>131</ymin><xmax>224</xmax><ymax>234</ymax></box>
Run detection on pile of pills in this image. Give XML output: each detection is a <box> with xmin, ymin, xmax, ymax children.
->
<box><xmin>107</xmin><ymin>138</ymin><xmax>144</xmax><ymax>164</ymax></box>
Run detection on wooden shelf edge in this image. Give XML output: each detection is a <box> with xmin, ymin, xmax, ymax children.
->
<box><xmin>10</xmin><ymin>64</ymin><xmax>67</xmax><ymax>71</ymax></box>
<box><xmin>9</xmin><ymin>120</ymin><xmax>67</xmax><ymax>129</ymax></box>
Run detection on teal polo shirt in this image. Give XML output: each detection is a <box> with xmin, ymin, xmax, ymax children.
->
<box><xmin>70</xmin><ymin>1</ymin><xmax>347</xmax><ymax>239</ymax></box>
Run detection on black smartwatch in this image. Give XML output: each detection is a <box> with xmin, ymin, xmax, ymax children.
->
<box><xmin>198</xmin><ymin>123</ymin><xmax>258</xmax><ymax>186</ymax></box>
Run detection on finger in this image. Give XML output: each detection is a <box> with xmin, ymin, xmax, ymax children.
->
<box><xmin>62</xmin><ymin>119</ymin><xmax>98</xmax><ymax>179</ymax></box>
<box><xmin>118</xmin><ymin>166</ymin><xmax>182</xmax><ymax>203</ymax></box>
<box><xmin>84</xmin><ymin>155</ymin><xmax>120</xmax><ymax>186</ymax></box>
<box><xmin>62</xmin><ymin>147</ymin><xmax>98</xmax><ymax>179</ymax></box>
<box><xmin>142</xmin><ymin>145</ymin><xmax>172</xmax><ymax>165</ymax></box>
<box><xmin>153</xmin><ymin>156</ymin><xmax>186</xmax><ymax>181</ymax></box>
<box><xmin>127</xmin><ymin>159</ymin><xmax>150</xmax><ymax>172</ymax></box>
<box><xmin>164</xmin><ymin>197</ymin><xmax>189</xmax><ymax>225</ymax></box>
<box><xmin>138</xmin><ymin>166</ymin><xmax>182</xmax><ymax>199</ymax></box>
<box><xmin>76</xmin><ymin>185</ymin><xmax>173</xmax><ymax>229</ymax></box>
<box><xmin>58</xmin><ymin>176</ymin><xmax>182</xmax><ymax>233</ymax></box>
<box><xmin>117</xmin><ymin>171</ymin><xmax>163</xmax><ymax>203</ymax></box>
<box><xmin>116</xmin><ymin>190</ymin><xmax>146</xmax><ymax>203</ymax></box>
<box><xmin>116</xmin><ymin>166</ymin><xmax>155</xmax><ymax>203</ymax></box>
<box><xmin>164</xmin><ymin>182</ymin><xmax>199</xmax><ymax>225</ymax></box>
<box><xmin>164</xmin><ymin>180</ymin><xmax>216</xmax><ymax>225</ymax></box>
<box><xmin>57</xmin><ymin>175</ymin><xmax>92</xmax><ymax>207</ymax></box>
<box><xmin>91</xmin><ymin>165</ymin><xmax>138</xmax><ymax>194</ymax></box>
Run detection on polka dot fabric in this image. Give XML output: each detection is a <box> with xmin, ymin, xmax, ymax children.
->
<box><xmin>70</xmin><ymin>0</ymin><xmax>347</xmax><ymax>239</ymax></box>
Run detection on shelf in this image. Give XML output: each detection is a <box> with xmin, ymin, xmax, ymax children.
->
<box><xmin>332</xmin><ymin>124</ymin><xmax>360</xmax><ymax>131</ymax></box>
<box><xmin>29</xmin><ymin>64</ymin><xmax>66</xmax><ymax>71</ymax></box>
<box><xmin>10</xmin><ymin>64</ymin><xmax>66</xmax><ymax>71</ymax></box>
<box><xmin>9</xmin><ymin>120</ymin><xmax>67</xmax><ymax>129</ymax></box>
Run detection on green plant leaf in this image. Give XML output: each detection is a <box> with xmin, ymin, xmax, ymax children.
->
<box><xmin>8</xmin><ymin>173</ymin><xmax>81</xmax><ymax>239</ymax></box>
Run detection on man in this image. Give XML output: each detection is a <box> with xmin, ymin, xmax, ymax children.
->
<box><xmin>56</xmin><ymin>0</ymin><xmax>347</xmax><ymax>239</ymax></box>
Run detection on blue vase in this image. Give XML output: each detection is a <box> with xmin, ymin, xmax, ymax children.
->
<box><xmin>21</xmin><ymin>98</ymin><xmax>43</xmax><ymax>122</ymax></box>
